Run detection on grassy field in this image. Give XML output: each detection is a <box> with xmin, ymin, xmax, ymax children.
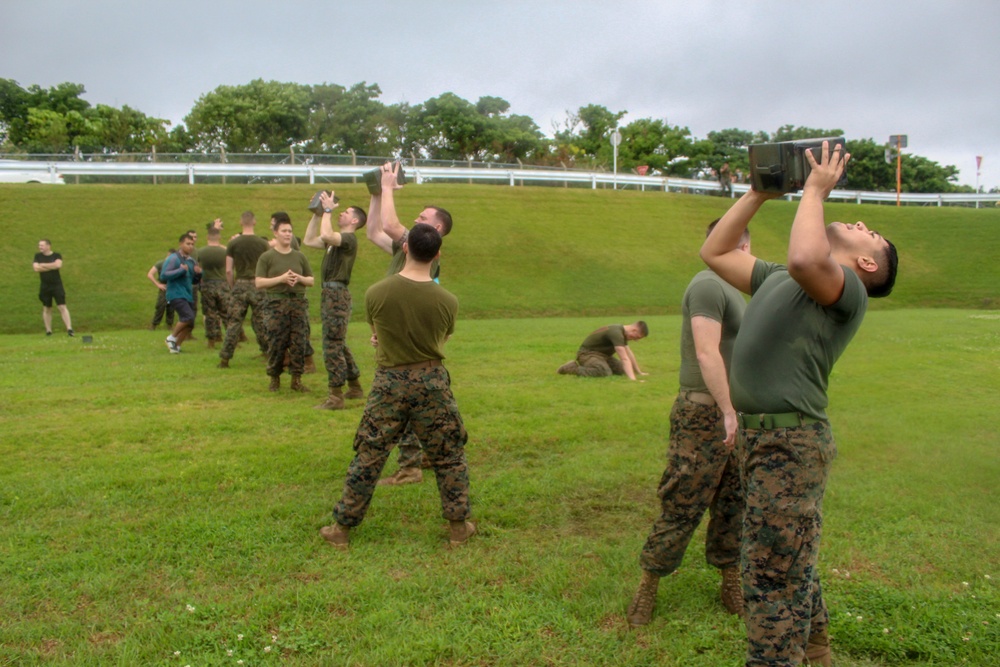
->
<box><xmin>1</xmin><ymin>183</ymin><xmax>998</xmax><ymax>665</ymax></box>
<box><xmin>1</xmin><ymin>183</ymin><xmax>998</xmax><ymax>335</ymax></box>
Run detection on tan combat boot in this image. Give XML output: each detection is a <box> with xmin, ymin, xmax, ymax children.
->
<box><xmin>344</xmin><ymin>378</ymin><xmax>364</xmax><ymax>400</ymax></box>
<box><xmin>319</xmin><ymin>523</ymin><xmax>350</xmax><ymax>550</ymax></box>
<box><xmin>376</xmin><ymin>468</ymin><xmax>423</xmax><ymax>486</ymax></box>
<box><xmin>268</xmin><ymin>375</ymin><xmax>280</xmax><ymax>392</ymax></box>
<box><xmin>557</xmin><ymin>360</ymin><xmax>579</xmax><ymax>375</ymax></box>
<box><xmin>303</xmin><ymin>354</ymin><xmax>317</xmax><ymax>374</ymax></box>
<box><xmin>314</xmin><ymin>387</ymin><xmax>345</xmax><ymax>410</ymax></box>
<box><xmin>217</xmin><ymin>358</ymin><xmax>230</xmax><ymax>369</ymax></box>
<box><xmin>804</xmin><ymin>627</ymin><xmax>832</xmax><ymax>666</ymax></box>
<box><xmin>720</xmin><ymin>566</ymin><xmax>745</xmax><ymax>616</ymax></box>
<box><xmin>290</xmin><ymin>375</ymin><xmax>310</xmax><ymax>393</ymax></box>
<box><xmin>448</xmin><ymin>520</ymin><xmax>477</xmax><ymax>547</ymax></box>
<box><xmin>626</xmin><ymin>570</ymin><xmax>661</xmax><ymax>628</ymax></box>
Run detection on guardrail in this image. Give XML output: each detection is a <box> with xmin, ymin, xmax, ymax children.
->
<box><xmin>3</xmin><ymin>159</ymin><xmax>998</xmax><ymax>208</ymax></box>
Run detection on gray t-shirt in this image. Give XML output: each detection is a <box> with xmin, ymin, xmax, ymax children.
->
<box><xmin>679</xmin><ymin>270</ymin><xmax>745</xmax><ymax>393</ymax></box>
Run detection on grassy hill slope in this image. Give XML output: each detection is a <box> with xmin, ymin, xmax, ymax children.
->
<box><xmin>1</xmin><ymin>183</ymin><xmax>997</xmax><ymax>333</ymax></box>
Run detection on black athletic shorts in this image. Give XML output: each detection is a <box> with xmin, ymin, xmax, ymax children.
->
<box><xmin>39</xmin><ymin>284</ymin><xmax>66</xmax><ymax>307</ymax></box>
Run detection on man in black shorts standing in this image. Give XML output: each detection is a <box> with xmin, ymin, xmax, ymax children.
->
<box><xmin>33</xmin><ymin>239</ymin><xmax>74</xmax><ymax>336</ymax></box>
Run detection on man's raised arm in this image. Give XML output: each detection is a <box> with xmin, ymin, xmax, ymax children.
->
<box><xmin>366</xmin><ymin>192</ymin><xmax>393</xmax><ymax>255</ymax></box>
<box><xmin>378</xmin><ymin>162</ymin><xmax>407</xmax><ymax>243</ymax></box>
<box><xmin>700</xmin><ymin>191</ymin><xmax>772</xmax><ymax>294</ymax></box>
<box><xmin>787</xmin><ymin>142</ymin><xmax>850</xmax><ymax>306</ymax></box>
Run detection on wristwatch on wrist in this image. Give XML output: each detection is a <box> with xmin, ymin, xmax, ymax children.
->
<box><xmin>323</xmin><ymin>207</ymin><xmax>333</xmax><ymax>213</ymax></box>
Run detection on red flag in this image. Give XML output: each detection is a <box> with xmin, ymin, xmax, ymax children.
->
<box><xmin>976</xmin><ymin>155</ymin><xmax>983</xmax><ymax>171</ymax></box>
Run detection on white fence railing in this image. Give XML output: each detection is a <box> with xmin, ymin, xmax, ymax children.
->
<box><xmin>3</xmin><ymin>159</ymin><xmax>998</xmax><ymax>208</ymax></box>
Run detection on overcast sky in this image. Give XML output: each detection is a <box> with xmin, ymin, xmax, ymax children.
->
<box><xmin>3</xmin><ymin>0</ymin><xmax>998</xmax><ymax>190</ymax></box>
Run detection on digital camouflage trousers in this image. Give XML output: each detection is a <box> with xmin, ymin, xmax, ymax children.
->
<box><xmin>320</xmin><ymin>284</ymin><xmax>360</xmax><ymax>388</ymax></box>
<box><xmin>220</xmin><ymin>280</ymin><xmax>267</xmax><ymax>360</ymax></box>
<box><xmin>199</xmin><ymin>280</ymin><xmax>230</xmax><ymax>341</ymax></box>
<box><xmin>333</xmin><ymin>365</ymin><xmax>470</xmax><ymax>527</ymax></box>
<box><xmin>738</xmin><ymin>420</ymin><xmax>835</xmax><ymax>667</ymax></box>
<box><xmin>262</xmin><ymin>295</ymin><xmax>310</xmax><ymax>377</ymax></box>
<box><xmin>639</xmin><ymin>395</ymin><xmax>742</xmax><ymax>576</ymax></box>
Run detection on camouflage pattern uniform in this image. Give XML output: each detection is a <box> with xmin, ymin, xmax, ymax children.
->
<box><xmin>738</xmin><ymin>420</ymin><xmax>833</xmax><ymax>666</ymax></box>
<box><xmin>220</xmin><ymin>279</ymin><xmax>267</xmax><ymax>359</ymax></box>
<box><xmin>262</xmin><ymin>294</ymin><xmax>310</xmax><ymax>377</ymax></box>
<box><xmin>730</xmin><ymin>261</ymin><xmax>868</xmax><ymax>666</ymax></box>
<box><xmin>638</xmin><ymin>270</ymin><xmax>745</xmax><ymax>579</ymax></box>
<box><xmin>571</xmin><ymin>325</ymin><xmax>629</xmax><ymax>377</ymax></box>
<box><xmin>333</xmin><ymin>365</ymin><xmax>470</xmax><ymax>526</ymax></box>
<box><xmin>639</xmin><ymin>395</ymin><xmax>742</xmax><ymax>575</ymax></box>
<box><xmin>199</xmin><ymin>279</ymin><xmax>230</xmax><ymax>341</ymax></box>
<box><xmin>320</xmin><ymin>282</ymin><xmax>361</xmax><ymax>387</ymax></box>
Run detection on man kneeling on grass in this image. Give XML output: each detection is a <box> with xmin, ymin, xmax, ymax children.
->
<box><xmin>557</xmin><ymin>322</ymin><xmax>649</xmax><ymax>380</ymax></box>
<box><xmin>321</xmin><ymin>223</ymin><xmax>475</xmax><ymax>550</ymax></box>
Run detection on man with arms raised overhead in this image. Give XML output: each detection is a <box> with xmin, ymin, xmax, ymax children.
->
<box><xmin>365</xmin><ymin>162</ymin><xmax>454</xmax><ymax>487</ymax></box>
<box><xmin>321</xmin><ymin>223</ymin><xmax>474</xmax><ymax>550</ymax></box>
<box><xmin>700</xmin><ymin>142</ymin><xmax>898</xmax><ymax>667</ymax></box>
<box><xmin>303</xmin><ymin>191</ymin><xmax>367</xmax><ymax>410</ymax></box>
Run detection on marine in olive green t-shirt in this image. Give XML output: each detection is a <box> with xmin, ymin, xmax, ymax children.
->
<box><xmin>255</xmin><ymin>248</ymin><xmax>313</xmax><ymax>294</ymax></box>
<box><xmin>678</xmin><ymin>270</ymin><xmax>745</xmax><ymax>393</ymax></box>
<box><xmin>365</xmin><ymin>274</ymin><xmax>457</xmax><ymax>368</ymax></box>
<box><xmin>227</xmin><ymin>234</ymin><xmax>271</xmax><ymax>280</ymax></box>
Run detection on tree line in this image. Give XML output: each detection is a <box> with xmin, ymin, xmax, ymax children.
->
<box><xmin>0</xmin><ymin>77</ymin><xmax>972</xmax><ymax>193</ymax></box>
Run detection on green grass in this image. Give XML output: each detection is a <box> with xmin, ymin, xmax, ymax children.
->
<box><xmin>1</xmin><ymin>310</ymin><xmax>997</xmax><ymax>666</ymax></box>
<box><xmin>1</xmin><ymin>183</ymin><xmax>998</xmax><ymax>335</ymax></box>
<box><xmin>1</xmin><ymin>183</ymin><xmax>998</xmax><ymax>664</ymax></box>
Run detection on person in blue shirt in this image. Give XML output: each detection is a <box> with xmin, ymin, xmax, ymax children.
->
<box><xmin>161</xmin><ymin>233</ymin><xmax>201</xmax><ymax>354</ymax></box>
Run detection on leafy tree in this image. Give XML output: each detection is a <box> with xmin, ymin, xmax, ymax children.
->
<box><xmin>554</xmin><ymin>104</ymin><xmax>627</xmax><ymax>166</ymax></box>
<box><xmin>616</xmin><ymin>118</ymin><xmax>699</xmax><ymax>175</ymax></box>
<box><xmin>304</xmin><ymin>82</ymin><xmax>387</xmax><ymax>156</ymax></box>
<box><xmin>184</xmin><ymin>79</ymin><xmax>311</xmax><ymax>152</ymax></box>
<box><xmin>770</xmin><ymin>124</ymin><xmax>843</xmax><ymax>142</ymax></box>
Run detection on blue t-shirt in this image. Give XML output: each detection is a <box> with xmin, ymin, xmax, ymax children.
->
<box><xmin>160</xmin><ymin>252</ymin><xmax>198</xmax><ymax>302</ymax></box>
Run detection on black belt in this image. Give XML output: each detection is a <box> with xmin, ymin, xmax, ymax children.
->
<box><xmin>738</xmin><ymin>412</ymin><xmax>808</xmax><ymax>429</ymax></box>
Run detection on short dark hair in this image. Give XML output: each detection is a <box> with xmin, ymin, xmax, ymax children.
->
<box><xmin>406</xmin><ymin>223</ymin><xmax>442</xmax><ymax>262</ymax></box>
<box><xmin>241</xmin><ymin>211</ymin><xmax>255</xmax><ymax>226</ymax></box>
<box><xmin>350</xmin><ymin>206</ymin><xmax>367</xmax><ymax>229</ymax></box>
<box><xmin>428</xmin><ymin>206</ymin><xmax>453</xmax><ymax>236</ymax></box>
<box><xmin>271</xmin><ymin>212</ymin><xmax>291</xmax><ymax>228</ymax></box>
<box><xmin>636</xmin><ymin>321</ymin><xmax>649</xmax><ymax>337</ymax></box>
<box><xmin>706</xmin><ymin>218</ymin><xmax>750</xmax><ymax>245</ymax></box>
<box><xmin>868</xmin><ymin>237</ymin><xmax>898</xmax><ymax>298</ymax></box>
<box><xmin>179</xmin><ymin>233</ymin><xmax>195</xmax><ymax>244</ymax></box>
<box><xmin>39</xmin><ymin>238</ymin><xmax>51</xmax><ymax>246</ymax></box>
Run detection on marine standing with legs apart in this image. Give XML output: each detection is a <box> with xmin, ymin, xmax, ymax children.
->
<box><xmin>218</xmin><ymin>211</ymin><xmax>271</xmax><ymax>368</ymax></box>
<box><xmin>321</xmin><ymin>223</ymin><xmax>474</xmax><ymax>550</ymax></box>
<box><xmin>197</xmin><ymin>220</ymin><xmax>230</xmax><ymax>349</ymax></box>
<box><xmin>303</xmin><ymin>191</ymin><xmax>367</xmax><ymax>410</ymax></box>
<box><xmin>701</xmin><ymin>142</ymin><xmax>898</xmax><ymax>667</ymax></box>
<box><xmin>627</xmin><ymin>220</ymin><xmax>750</xmax><ymax>628</ymax></box>
<box><xmin>365</xmin><ymin>161</ymin><xmax>454</xmax><ymax>487</ymax></box>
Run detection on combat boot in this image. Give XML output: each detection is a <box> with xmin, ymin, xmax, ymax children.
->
<box><xmin>303</xmin><ymin>354</ymin><xmax>317</xmax><ymax>374</ymax></box>
<box><xmin>376</xmin><ymin>468</ymin><xmax>423</xmax><ymax>486</ymax></box>
<box><xmin>557</xmin><ymin>360</ymin><xmax>579</xmax><ymax>375</ymax></box>
<box><xmin>268</xmin><ymin>375</ymin><xmax>280</xmax><ymax>392</ymax></box>
<box><xmin>626</xmin><ymin>570</ymin><xmax>661</xmax><ymax>628</ymax></box>
<box><xmin>344</xmin><ymin>378</ymin><xmax>364</xmax><ymax>400</ymax></box>
<box><xmin>449</xmin><ymin>519</ymin><xmax>477</xmax><ymax>547</ymax></box>
<box><xmin>207</xmin><ymin>338</ymin><xmax>218</xmax><ymax>349</ymax></box>
<box><xmin>290</xmin><ymin>375</ymin><xmax>311</xmax><ymax>393</ymax></box>
<box><xmin>319</xmin><ymin>523</ymin><xmax>350</xmax><ymax>550</ymax></box>
<box><xmin>804</xmin><ymin>627</ymin><xmax>832</xmax><ymax>667</ymax></box>
<box><xmin>217</xmin><ymin>358</ymin><xmax>230</xmax><ymax>369</ymax></box>
<box><xmin>720</xmin><ymin>566</ymin><xmax>744</xmax><ymax>616</ymax></box>
<box><xmin>314</xmin><ymin>386</ymin><xmax>345</xmax><ymax>410</ymax></box>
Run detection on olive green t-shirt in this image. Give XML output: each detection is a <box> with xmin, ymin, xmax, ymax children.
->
<box><xmin>227</xmin><ymin>234</ymin><xmax>271</xmax><ymax>280</ymax></box>
<box><xmin>729</xmin><ymin>260</ymin><xmax>868</xmax><ymax>421</ymax></box>
<box><xmin>197</xmin><ymin>245</ymin><xmax>228</xmax><ymax>281</ymax></box>
<box><xmin>578</xmin><ymin>325</ymin><xmax>626</xmax><ymax>357</ymax></box>
<box><xmin>255</xmin><ymin>248</ymin><xmax>313</xmax><ymax>295</ymax></box>
<box><xmin>321</xmin><ymin>232</ymin><xmax>358</xmax><ymax>285</ymax></box>
<box><xmin>365</xmin><ymin>274</ymin><xmax>458</xmax><ymax>368</ymax></box>
<box><xmin>679</xmin><ymin>270</ymin><xmax>746</xmax><ymax>392</ymax></box>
